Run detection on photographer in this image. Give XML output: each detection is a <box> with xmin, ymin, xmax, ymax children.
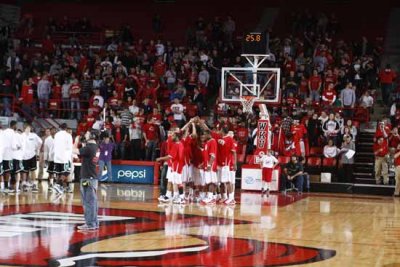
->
<box><xmin>74</xmin><ymin>132</ymin><xmax>100</xmax><ymax>231</ymax></box>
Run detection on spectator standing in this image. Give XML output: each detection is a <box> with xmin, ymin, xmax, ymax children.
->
<box><xmin>393</xmin><ymin>143</ymin><xmax>400</xmax><ymax>197</ymax></box>
<box><xmin>98</xmin><ymin>135</ymin><xmax>114</xmax><ymax>181</ymax></box>
<box><xmin>143</xmin><ymin>117</ymin><xmax>159</xmax><ymax>161</ymax></box>
<box><xmin>112</xmin><ymin>120</ymin><xmax>128</xmax><ymax>160</ymax></box>
<box><xmin>340</xmin><ymin>134</ymin><xmax>355</xmax><ymax>183</ymax></box>
<box><xmin>198</xmin><ymin>65</ymin><xmax>210</xmax><ymax>87</ymax></box>
<box><xmin>37</xmin><ymin>74</ymin><xmax>51</xmax><ymax>117</ymax></box>
<box><xmin>379</xmin><ymin>64</ymin><xmax>397</xmax><ymax>106</ymax></box>
<box><xmin>61</xmin><ymin>80</ymin><xmax>70</xmax><ymax>119</ymax></box>
<box><xmin>70</xmin><ymin>81</ymin><xmax>82</xmax><ymax>120</ymax></box>
<box><xmin>171</xmin><ymin>98</ymin><xmax>185</xmax><ymax>127</ymax></box>
<box><xmin>340</xmin><ymin>82</ymin><xmax>356</xmax><ymax>118</ymax></box>
<box><xmin>374</xmin><ymin>136</ymin><xmax>389</xmax><ymax>185</ymax></box>
<box><xmin>308</xmin><ymin>70</ymin><xmax>322</xmax><ymax>103</ymax></box>
<box><xmin>129</xmin><ymin>118</ymin><xmax>143</xmax><ymax>160</ymax></box>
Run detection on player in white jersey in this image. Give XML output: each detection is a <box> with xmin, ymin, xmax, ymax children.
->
<box><xmin>44</xmin><ymin>128</ymin><xmax>56</xmax><ymax>191</ymax></box>
<box><xmin>12</xmin><ymin>128</ymin><xmax>26</xmax><ymax>194</ymax></box>
<box><xmin>53</xmin><ymin>123</ymin><xmax>73</xmax><ymax>194</ymax></box>
<box><xmin>21</xmin><ymin>123</ymin><xmax>43</xmax><ymax>192</ymax></box>
<box><xmin>2</xmin><ymin>121</ymin><xmax>17</xmax><ymax>193</ymax></box>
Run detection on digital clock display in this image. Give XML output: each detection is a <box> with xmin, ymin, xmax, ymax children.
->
<box><xmin>245</xmin><ymin>34</ymin><xmax>262</xmax><ymax>42</ymax></box>
<box><xmin>242</xmin><ymin>32</ymin><xmax>268</xmax><ymax>55</ymax></box>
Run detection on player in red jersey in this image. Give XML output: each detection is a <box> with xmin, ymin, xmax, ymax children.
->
<box><xmin>181</xmin><ymin>122</ymin><xmax>197</xmax><ymax>202</ymax></box>
<box><xmin>156</xmin><ymin>130</ymin><xmax>185</xmax><ymax>203</ymax></box>
<box><xmin>199</xmin><ymin>129</ymin><xmax>218</xmax><ymax>204</ymax></box>
<box><xmin>229</xmin><ymin>132</ymin><xmax>238</xmax><ymax>197</ymax></box>
<box><xmin>217</xmin><ymin>128</ymin><xmax>237</xmax><ymax>205</ymax></box>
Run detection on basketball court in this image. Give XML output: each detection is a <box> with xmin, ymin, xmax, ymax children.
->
<box><xmin>0</xmin><ymin>183</ymin><xmax>399</xmax><ymax>266</ymax></box>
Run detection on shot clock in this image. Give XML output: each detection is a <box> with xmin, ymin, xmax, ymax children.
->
<box><xmin>242</xmin><ymin>32</ymin><xmax>269</xmax><ymax>55</ymax></box>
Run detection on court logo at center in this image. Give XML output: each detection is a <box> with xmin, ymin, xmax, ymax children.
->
<box><xmin>0</xmin><ymin>204</ymin><xmax>336</xmax><ymax>266</ymax></box>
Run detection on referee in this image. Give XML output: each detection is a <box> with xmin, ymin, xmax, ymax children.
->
<box><xmin>74</xmin><ymin>132</ymin><xmax>100</xmax><ymax>231</ymax></box>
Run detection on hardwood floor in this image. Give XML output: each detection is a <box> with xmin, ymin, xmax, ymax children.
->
<box><xmin>0</xmin><ymin>183</ymin><xmax>399</xmax><ymax>266</ymax></box>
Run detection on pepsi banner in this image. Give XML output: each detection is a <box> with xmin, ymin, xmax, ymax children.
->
<box><xmin>99</xmin><ymin>160</ymin><xmax>159</xmax><ymax>184</ymax></box>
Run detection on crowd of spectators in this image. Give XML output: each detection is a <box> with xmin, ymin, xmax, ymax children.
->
<box><xmin>0</xmin><ymin>10</ymin><xmax>391</xmax><ymax>181</ymax></box>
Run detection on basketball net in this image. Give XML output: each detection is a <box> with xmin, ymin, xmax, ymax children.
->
<box><xmin>240</xmin><ymin>96</ymin><xmax>256</xmax><ymax>114</ymax></box>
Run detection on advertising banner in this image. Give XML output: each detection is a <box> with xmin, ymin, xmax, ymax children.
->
<box><xmin>99</xmin><ymin>161</ymin><xmax>158</xmax><ymax>184</ymax></box>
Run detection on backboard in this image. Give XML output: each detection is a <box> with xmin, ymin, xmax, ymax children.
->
<box><xmin>221</xmin><ymin>67</ymin><xmax>281</xmax><ymax>105</ymax></box>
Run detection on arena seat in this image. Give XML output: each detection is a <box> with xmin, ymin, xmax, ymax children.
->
<box><xmin>322</xmin><ymin>157</ymin><xmax>337</xmax><ymax>168</ymax></box>
<box><xmin>309</xmin><ymin>147</ymin><xmax>323</xmax><ymax>156</ymax></box>
<box><xmin>306</xmin><ymin>156</ymin><xmax>322</xmax><ymax>174</ymax></box>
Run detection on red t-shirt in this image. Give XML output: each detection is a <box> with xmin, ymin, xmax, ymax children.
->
<box><xmin>230</xmin><ymin>140</ymin><xmax>238</xmax><ymax>170</ymax></box>
<box><xmin>52</xmin><ymin>85</ymin><xmax>62</xmax><ymax>100</ymax></box>
<box><xmin>169</xmin><ymin>141</ymin><xmax>185</xmax><ymax>174</ymax></box>
<box><xmin>203</xmin><ymin>138</ymin><xmax>218</xmax><ymax>172</ymax></box>
<box><xmin>309</xmin><ymin>76</ymin><xmax>322</xmax><ymax>91</ymax></box>
<box><xmin>395</xmin><ymin>149</ymin><xmax>400</xmax><ymax>166</ymax></box>
<box><xmin>114</xmin><ymin>127</ymin><xmax>122</xmax><ymax>143</ymax></box>
<box><xmin>324</xmin><ymin>74</ymin><xmax>337</xmax><ymax>88</ymax></box>
<box><xmin>192</xmin><ymin>142</ymin><xmax>203</xmax><ymax>168</ymax></box>
<box><xmin>70</xmin><ymin>84</ymin><xmax>81</xmax><ymax>98</ymax></box>
<box><xmin>379</xmin><ymin>70</ymin><xmax>397</xmax><ymax>84</ymax></box>
<box><xmin>153</xmin><ymin>61</ymin><xmax>166</xmax><ymax>77</ymax></box>
<box><xmin>322</xmin><ymin>89</ymin><xmax>336</xmax><ymax>104</ymax></box>
<box><xmin>143</xmin><ymin>123</ymin><xmax>159</xmax><ymax>141</ymax></box>
<box><xmin>108</xmin><ymin>96</ymin><xmax>119</xmax><ymax>107</ymax></box>
<box><xmin>389</xmin><ymin>134</ymin><xmax>400</xmax><ymax>148</ymax></box>
<box><xmin>374</xmin><ymin>142</ymin><xmax>389</xmax><ymax>157</ymax></box>
<box><xmin>291</xmin><ymin>124</ymin><xmax>307</xmax><ymax>142</ymax></box>
<box><xmin>166</xmin><ymin>136</ymin><xmax>173</xmax><ymax>167</ymax></box>
<box><xmin>114</xmin><ymin>79</ymin><xmax>126</xmax><ymax>99</ymax></box>
<box><xmin>236</xmin><ymin>127</ymin><xmax>248</xmax><ymax>144</ymax></box>
<box><xmin>219</xmin><ymin>136</ymin><xmax>234</xmax><ymax>167</ymax></box>
<box><xmin>85</xmin><ymin>115</ymin><xmax>96</xmax><ymax>128</ymax></box>
<box><xmin>20</xmin><ymin>84</ymin><xmax>34</xmax><ymax>104</ymax></box>
<box><xmin>182</xmin><ymin>136</ymin><xmax>193</xmax><ymax>165</ymax></box>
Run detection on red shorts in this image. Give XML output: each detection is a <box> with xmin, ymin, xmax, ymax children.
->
<box><xmin>262</xmin><ymin>167</ymin><xmax>273</xmax><ymax>182</ymax></box>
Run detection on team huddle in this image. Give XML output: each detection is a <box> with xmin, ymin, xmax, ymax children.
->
<box><xmin>0</xmin><ymin>121</ymin><xmax>75</xmax><ymax>194</ymax></box>
<box><xmin>156</xmin><ymin>117</ymin><xmax>238</xmax><ymax>205</ymax></box>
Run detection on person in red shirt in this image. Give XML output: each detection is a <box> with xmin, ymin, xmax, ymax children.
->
<box><xmin>298</xmin><ymin>75</ymin><xmax>309</xmax><ymax>100</ymax></box>
<box><xmin>199</xmin><ymin>129</ymin><xmax>218</xmax><ymax>204</ymax></box>
<box><xmin>69</xmin><ymin>81</ymin><xmax>82</xmax><ymax>120</ymax></box>
<box><xmin>150</xmin><ymin>108</ymin><xmax>162</xmax><ymax>124</ymax></box>
<box><xmin>108</xmin><ymin>91</ymin><xmax>120</xmax><ymax>111</ymax></box>
<box><xmin>153</xmin><ymin>57</ymin><xmax>166</xmax><ymax>79</ymax></box>
<box><xmin>324</xmin><ymin>69</ymin><xmax>337</xmax><ymax>89</ymax></box>
<box><xmin>76</xmin><ymin>120</ymin><xmax>88</xmax><ymax>137</ymax></box>
<box><xmin>20</xmin><ymin>78</ymin><xmax>34</xmax><ymax>113</ymax></box>
<box><xmin>143</xmin><ymin>117</ymin><xmax>159</xmax><ymax>161</ymax></box>
<box><xmin>375</xmin><ymin>121</ymin><xmax>391</xmax><ymax>141</ymax></box>
<box><xmin>114</xmin><ymin>73</ymin><xmax>126</xmax><ymax>99</ymax></box>
<box><xmin>393</xmin><ymin>143</ymin><xmax>400</xmax><ymax>196</ymax></box>
<box><xmin>379</xmin><ymin>64</ymin><xmax>397</xmax><ymax>106</ymax></box>
<box><xmin>217</xmin><ymin>127</ymin><xmax>236</xmax><ymax>205</ymax></box>
<box><xmin>374</xmin><ymin>136</ymin><xmax>389</xmax><ymax>185</ymax></box>
<box><xmin>322</xmin><ymin>83</ymin><xmax>337</xmax><ymax>106</ymax></box>
<box><xmin>156</xmin><ymin>130</ymin><xmax>185</xmax><ymax>203</ymax></box>
<box><xmin>291</xmin><ymin>118</ymin><xmax>307</xmax><ymax>156</ymax></box>
<box><xmin>389</xmin><ymin>127</ymin><xmax>400</xmax><ymax>149</ymax></box>
<box><xmin>42</xmin><ymin>35</ymin><xmax>55</xmax><ymax>55</ymax></box>
<box><xmin>308</xmin><ymin>69</ymin><xmax>322</xmax><ymax>103</ymax></box>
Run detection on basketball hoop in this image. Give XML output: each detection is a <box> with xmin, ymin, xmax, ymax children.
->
<box><xmin>240</xmin><ymin>96</ymin><xmax>256</xmax><ymax>114</ymax></box>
